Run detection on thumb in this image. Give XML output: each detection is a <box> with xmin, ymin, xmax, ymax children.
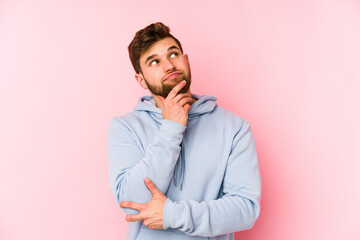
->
<box><xmin>144</xmin><ymin>177</ymin><xmax>160</xmax><ymax>195</ymax></box>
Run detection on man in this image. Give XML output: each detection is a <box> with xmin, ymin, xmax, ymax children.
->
<box><xmin>107</xmin><ymin>22</ymin><xmax>261</xmax><ymax>240</ymax></box>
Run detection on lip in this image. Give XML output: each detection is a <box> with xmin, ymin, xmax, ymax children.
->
<box><xmin>164</xmin><ymin>72</ymin><xmax>181</xmax><ymax>81</ymax></box>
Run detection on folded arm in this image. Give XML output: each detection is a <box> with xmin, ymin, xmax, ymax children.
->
<box><xmin>107</xmin><ymin>118</ymin><xmax>185</xmax><ymax>214</ymax></box>
<box><xmin>116</xmin><ymin>120</ymin><xmax>261</xmax><ymax>236</ymax></box>
<box><xmin>163</xmin><ymin>121</ymin><xmax>261</xmax><ymax>236</ymax></box>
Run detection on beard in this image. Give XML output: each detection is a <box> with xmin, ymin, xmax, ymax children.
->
<box><xmin>143</xmin><ymin>70</ymin><xmax>192</xmax><ymax>98</ymax></box>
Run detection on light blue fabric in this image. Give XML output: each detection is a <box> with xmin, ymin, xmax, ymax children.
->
<box><xmin>107</xmin><ymin>94</ymin><xmax>261</xmax><ymax>240</ymax></box>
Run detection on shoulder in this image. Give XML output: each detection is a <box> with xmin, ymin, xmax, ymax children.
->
<box><xmin>108</xmin><ymin>111</ymin><xmax>146</xmax><ymax>132</ymax></box>
<box><xmin>212</xmin><ymin>105</ymin><xmax>250</xmax><ymax>129</ymax></box>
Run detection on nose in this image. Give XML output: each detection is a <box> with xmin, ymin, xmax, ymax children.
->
<box><xmin>162</xmin><ymin>58</ymin><xmax>175</xmax><ymax>72</ymax></box>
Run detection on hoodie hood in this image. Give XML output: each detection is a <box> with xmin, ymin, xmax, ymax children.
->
<box><xmin>133</xmin><ymin>94</ymin><xmax>217</xmax><ymax>124</ymax></box>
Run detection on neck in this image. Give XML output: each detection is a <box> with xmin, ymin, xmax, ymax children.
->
<box><xmin>153</xmin><ymin>96</ymin><xmax>163</xmax><ymax>109</ymax></box>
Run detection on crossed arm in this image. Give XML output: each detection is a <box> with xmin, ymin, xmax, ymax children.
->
<box><xmin>107</xmin><ymin>82</ymin><xmax>260</xmax><ymax>236</ymax></box>
<box><xmin>108</xmin><ymin>117</ymin><xmax>261</xmax><ymax>236</ymax></box>
<box><xmin>120</xmin><ymin>177</ymin><xmax>167</xmax><ymax>229</ymax></box>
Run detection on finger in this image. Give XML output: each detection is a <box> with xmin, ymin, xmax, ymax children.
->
<box><xmin>144</xmin><ymin>177</ymin><xmax>160</xmax><ymax>195</ymax></box>
<box><xmin>177</xmin><ymin>96</ymin><xmax>194</xmax><ymax>107</ymax></box>
<box><xmin>166</xmin><ymin>80</ymin><xmax>186</xmax><ymax>100</ymax></box>
<box><xmin>173</xmin><ymin>92</ymin><xmax>191</xmax><ymax>103</ymax></box>
<box><xmin>184</xmin><ymin>103</ymin><xmax>191</xmax><ymax>112</ymax></box>
<box><xmin>120</xmin><ymin>201</ymin><xmax>144</xmax><ymax>211</ymax></box>
<box><xmin>126</xmin><ymin>213</ymin><xmax>143</xmax><ymax>222</ymax></box>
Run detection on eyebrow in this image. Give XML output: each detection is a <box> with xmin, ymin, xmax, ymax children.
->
<box><xmin>144</xmin><ymin>45</ymin><xmax>180</xmax><ymax>65</ymax></box>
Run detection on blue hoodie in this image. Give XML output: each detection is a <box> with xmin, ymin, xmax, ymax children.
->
<box><xmin>107</xmin><ymin>94</ymin><xmax>261</xmax><ymax>240</ymax></box>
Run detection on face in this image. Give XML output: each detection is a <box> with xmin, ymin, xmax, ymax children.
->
<box><xmin>135</xmin><ymin>37</ymin><xmax>191</xmax><ymax>98</ymax></box>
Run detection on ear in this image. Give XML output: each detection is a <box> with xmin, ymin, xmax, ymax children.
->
<box><xmin>135</xmin><ymin>72</ymin><xmax>148</xmax><ymax>90</ymax></box>
<box><xmin>184</xmin><ymin>53</ymin><xmax>190</xmax><ymax>67</ymax></box>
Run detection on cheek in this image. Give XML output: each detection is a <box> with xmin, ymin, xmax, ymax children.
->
<box><xmin>181</xmin><ymin>61</ymin><xmax>190</xmax><ymax>72</ymax></box>
<box><xmin>181</xmin><ymin>58</ymin><xmax>189</xmax><ymax>67</ymax></box>
<box><xmin>144</xmin><ymin>69</ymin><xmax>162</xmax><ymax>82</ymax></box>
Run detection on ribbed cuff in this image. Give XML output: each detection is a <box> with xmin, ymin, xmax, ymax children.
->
<box><xmin>163</xmin><ymin>198</ymin><xmax>183</xmax><ymax>230</ymax></box>
<box><xmin>157</xmin><ymin>120</ymin><xmax>186</xmax><ymax>146</ymax></box>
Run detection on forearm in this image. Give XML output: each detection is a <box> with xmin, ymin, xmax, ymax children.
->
<box><xmin>163</xmin><ymin>120</ymin><xmax>261</xmax><ymax>236</ymax></box>
<box><xmin>107</xmin><ymin>119</ymin><xmax>186</xmax><ymax>212</ymax></box>
<box><xmin>163</xmin><ymin>194</ymin><xmax>260</xmax><ymax>237</ymax></box>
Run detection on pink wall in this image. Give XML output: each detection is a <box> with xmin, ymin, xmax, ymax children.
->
<box><xmin>1</xmin><ymin>0</ymin><xmax>359</xmax><ymax>239</ymax></box>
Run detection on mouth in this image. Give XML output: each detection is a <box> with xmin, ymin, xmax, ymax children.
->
<box><xmin>164</xmin><ymin>72</ymin><xmax>182</xmax><ymax>81</ymax></box>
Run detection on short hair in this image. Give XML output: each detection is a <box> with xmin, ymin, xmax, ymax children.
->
<box><xmin>128</xmin><ymin>22</ymin><xmax>184</xmax><ymax>74</ymax></box>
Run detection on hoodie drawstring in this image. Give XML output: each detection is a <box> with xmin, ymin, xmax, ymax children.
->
<box><xmin>134</xmin><ymin>94</ymin><xmax>217</xmax><ymax>191</ymax></box>
<box><xmin>174</xmin><ymin>141</ymin><xmax>185</xmax><ymax>191</ymax></box>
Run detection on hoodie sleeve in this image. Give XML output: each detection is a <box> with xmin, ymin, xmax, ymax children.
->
<box><xmin>163</xmin><ymin>121</ymin><xmax>261</xmax><ymax>236</ymax></box>
<box><xmin>107</xmin><ymin>117</ymin><xmax>186</xmax><ymax>215</ymax></box>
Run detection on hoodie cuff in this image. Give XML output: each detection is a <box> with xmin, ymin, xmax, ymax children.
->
<box><xmin>163</xmin><ymin>198</ymin><xmax>183</xmax><ymax>230</ymax></box>
<box><xmin>157</xmin><ymin>120</ymin><xmax>186</xmax><ymax>146</ymax></box>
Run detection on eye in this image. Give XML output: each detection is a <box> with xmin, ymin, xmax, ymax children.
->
<box><xmin>150</xmin><ymin>60</ymin><xmax>159</xmax><ymax>66</ymax></box>
<box><xmin>170</xmin><ymin>52</ymin><xmax>178</xmax><ymax>58</ymax></box>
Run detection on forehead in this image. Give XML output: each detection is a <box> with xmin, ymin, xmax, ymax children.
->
<box><xmin>140</xmin><ymin>37</ymin><xmax>180</xmax><ymax>63</ymax></box>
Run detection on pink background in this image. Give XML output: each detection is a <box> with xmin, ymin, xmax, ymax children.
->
<box><xmin>1</xmin><ymin>0</ymin><xmax>359</xmax><ymax>239</ymax></box>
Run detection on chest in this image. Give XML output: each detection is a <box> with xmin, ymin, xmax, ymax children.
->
<box><xmin>134</xmin><ymin>119</ymin><xmax>235</xmax><ymax>200</ymax></box>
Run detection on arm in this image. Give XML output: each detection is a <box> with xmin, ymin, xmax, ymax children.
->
<box><xmin>107</xmin><ymin>81</ymin><xmax>193</xmax><ymax>214</ymax></box>
<box><xmin>163</xmin><ymin>121</ymin><xmax>261</xmax><ymax>236</ymax></box>
<box><xmin>107</xmin><ymin>118</ymin><xmax>185</xmax><ymax>214</ymax></box>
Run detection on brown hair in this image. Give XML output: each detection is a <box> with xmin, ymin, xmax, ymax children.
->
<box><xmin>128</xmin><ymin>22</ymin><xmax>183</xmax><ymax>74</ymax></box>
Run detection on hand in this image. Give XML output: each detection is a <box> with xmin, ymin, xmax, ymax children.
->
<box><xmin>120</xmin><ymin>178</ymin><xmax>167</xmax><ymax>229</ymax></box>
<box><xmin>153</xmin><ymin>80</ymin><xmax>194</xmax><ymax>126</ymax></box>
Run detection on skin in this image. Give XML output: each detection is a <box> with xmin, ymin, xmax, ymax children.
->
<box><xmin>120</xmin><ymin>37</ymin><xmax>197</xmax><ymax>229</ymax></box>
<box><xmin>135</xmin><ymin>37</ymin><xmax>197</xmax><ymax>126</ymax></box>
<box><xmin>120</xmin><ymin>178</ymin><xmax>167</xmax><ymax>229</ymax></box>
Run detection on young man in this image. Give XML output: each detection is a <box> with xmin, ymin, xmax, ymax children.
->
<box><xmin>107</xmin><ymin>22</ymin><xmax>261</xmax><ymax>240</ymax></box>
